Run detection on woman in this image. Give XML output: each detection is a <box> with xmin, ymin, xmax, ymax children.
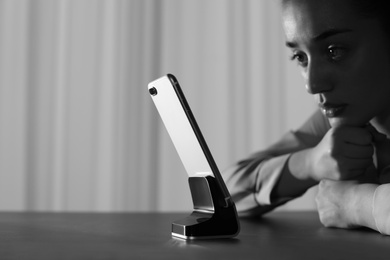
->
<box><xmin>223</xmin><ymin>0</ymin><xmax>390</xmax><ymax>235</ymax></box>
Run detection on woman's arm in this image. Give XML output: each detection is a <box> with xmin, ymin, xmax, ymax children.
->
<box><xmin>272</xmin><ymin>123</ymin><xmax>384</xmax><ymax>202</ymax></box>
<box><xmin>223</xmin><ymin>110</ymin><xmax>329</xmax><ymax>216</ymax></box>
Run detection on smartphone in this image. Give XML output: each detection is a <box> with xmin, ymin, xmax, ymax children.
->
<box><xmin>148</xmin><ymin>74</ymin><xmax>232</xmax><ymax>208</ymax></box>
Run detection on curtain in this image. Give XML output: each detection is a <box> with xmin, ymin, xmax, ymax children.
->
<box><xmin>0</xmin><ymin>0</ymin><xmax>316</xmax><ymax>212</ymax></box>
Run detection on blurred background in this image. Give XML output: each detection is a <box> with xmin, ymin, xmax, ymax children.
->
<box><xmin>0</xmin><ymin>0</ymin><xmax>317</xmax><ymax>212</ymax></box>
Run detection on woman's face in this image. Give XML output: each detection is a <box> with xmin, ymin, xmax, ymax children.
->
<box><xmin>282</xmin><ymin>0</ymin><xmax>390</xmax><ymax>127</ymax></box>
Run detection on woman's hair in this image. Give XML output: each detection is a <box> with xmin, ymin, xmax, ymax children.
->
<box><xmin>282</xmin><ymin>0</ymin><xmax>390</xmax><ymax>37</ymax></box>
<box><xmin>348</xmin><ymin>0</ymin><xmax>390</xmax><ymax>37</ymax></box>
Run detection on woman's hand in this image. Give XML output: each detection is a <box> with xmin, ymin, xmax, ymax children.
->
<box><xmin>308</xmin><ymin>125</ymin><xmax>383</xmax><ymax>181</ymax></box>
<box><xmin>316</xmin><ymin>179</ymin><xmax>378</xmax><ymax>230</ymax></box>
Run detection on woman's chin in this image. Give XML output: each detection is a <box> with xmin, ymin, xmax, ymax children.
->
<box><xmin>328</xmin><ymin>117</ymin><xmax>368</xmax><ymax>128</ymax></box>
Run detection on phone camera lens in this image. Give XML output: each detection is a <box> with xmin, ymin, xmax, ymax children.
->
<box><xmin>149</xmin><ymin>87</ymin><xmax>158</xmax><ymax>96</ymax></box>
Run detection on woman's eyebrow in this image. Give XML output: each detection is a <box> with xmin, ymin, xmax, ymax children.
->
<box><xmin>313</xmin><ymin>28</ymin><xmax>353</xmax><ymax>41</ymax></box>
<box><xmin>285</xmin><ymin>28</ymin><xmax>353</xmax><ymax>48</ymax></box>
<box><xmin>286</xmin><ymin>41</ymin><xmax>297</xmax><ymax>48</ymax></box>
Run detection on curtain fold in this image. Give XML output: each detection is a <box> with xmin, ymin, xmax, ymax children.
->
<box><xmin>0</xmin><ymin>0</ymin><xmax>315</xmax><ymax>212</ymax></box>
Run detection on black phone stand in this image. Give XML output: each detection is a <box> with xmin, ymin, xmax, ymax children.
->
<box><xmin>171</xmin><ymin>176</ymin><xmax>240</xmax><ymax>239</ymax></box>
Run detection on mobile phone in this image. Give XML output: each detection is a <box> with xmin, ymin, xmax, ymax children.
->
<box><xmin>148</xmin><ymin>74</ymin><xmax>232</xmax><ymax>207</ymax></box>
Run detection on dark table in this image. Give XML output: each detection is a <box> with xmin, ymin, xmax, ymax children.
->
<box><xmin>1</xmin><ymin>211</ymin><xmax>389</xmax><ymax>259</ymax></box>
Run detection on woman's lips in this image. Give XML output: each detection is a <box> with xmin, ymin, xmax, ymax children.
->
<box><xmin>319</xmin><ymin>103</ymin><xmax>347</xmax><ymax>118</ymax></box>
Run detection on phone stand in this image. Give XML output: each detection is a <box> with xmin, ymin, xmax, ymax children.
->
<box><xmin>171</xmin><ymin>176</ymin><xmax>240</xmax><ymax>239</ymax></box>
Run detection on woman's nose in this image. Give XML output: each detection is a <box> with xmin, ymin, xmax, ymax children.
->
<box><xmin>304</xmin><ymin>62</ymin><xmax>333</xmax><ymax>95</ymax></box>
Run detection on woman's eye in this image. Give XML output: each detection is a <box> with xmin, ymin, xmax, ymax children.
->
<box><xmin>328</xmin><ymin>45</ymin><xmax>346</xmax><ymax>61</ymax></box>
<box><xmin>290</xmin><ymin>52</ymin><xmax>308</xmax><ymax>67</ymax></box>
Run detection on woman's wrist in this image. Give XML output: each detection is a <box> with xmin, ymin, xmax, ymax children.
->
<box><xmin>372</xmin><ymin>186</ymin><xmax>381</xmax><ymax>233</ymax></box>
<box><xmin>351</xmin><ymin>183</ymin><xmax>378</xmax><ymax>230</ymax></box>
<box><xmin>271</xmin><ymin>151</ymin><xmax>317</xmax><ymax>201</ymax></box>
<box><xmin>288</xmin><ymin>148</ymin><xmax>317</xmax><ymax>181</ymax></box>
<box><xmin>371</xmin><ymin>184</ymin><xmax>390</xmax><ymax>235</ymax></box>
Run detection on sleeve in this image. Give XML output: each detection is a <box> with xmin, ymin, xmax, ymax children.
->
<box><xmin>222</xmin><ymin>109</ymin><xmax>331</xmax><ymax>216</ymax></box>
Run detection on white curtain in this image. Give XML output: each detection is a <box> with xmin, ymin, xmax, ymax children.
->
<box><xmin>0</xmin><ymin>0</ymin><xmax>316</xmax><ymax>212</ymax></box>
